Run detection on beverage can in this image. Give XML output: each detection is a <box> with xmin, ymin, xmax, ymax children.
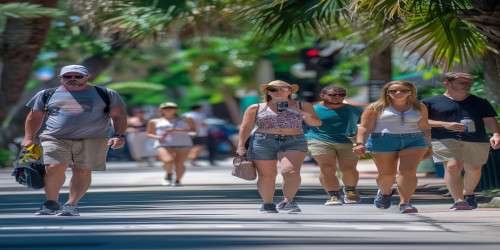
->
<box><xmin>460</xmin><ymin>118</ymin><xmax>476</xmax><ymax>133</ymax></box>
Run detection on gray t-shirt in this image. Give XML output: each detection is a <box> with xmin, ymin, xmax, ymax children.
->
<box><xmin>26</xmin><ymin>85</ymin><xmax>125</xmax><ymax>139</ymax></box>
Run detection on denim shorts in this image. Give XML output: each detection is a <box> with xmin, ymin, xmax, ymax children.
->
<box><xmin>248</xmin><ymin>133</ymin><xmax>308</xmax><ymax>160</ymax></box>
<box><xmin>366</xmin><ymin>132</ymin><xmax>428</xmax><ymax>153</ymax></box>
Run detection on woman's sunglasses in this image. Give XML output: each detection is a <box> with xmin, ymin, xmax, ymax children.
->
<box><xmin>387</xmin><ymin>89</ymin><xmax>411</xmax><ymax>95</ymax></box>
<box><xmin>266</xmin><ymin>86</ymin><xmax>289</xmax><ymax>92</ymax></box>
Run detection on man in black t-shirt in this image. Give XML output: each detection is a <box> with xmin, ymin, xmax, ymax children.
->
<box><xmin>423</xmin><ymin>72</ymin><xmax>500</xmax><ymax>211</ymax></box>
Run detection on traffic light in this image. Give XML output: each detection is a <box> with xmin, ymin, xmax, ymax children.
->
<box><xmin>301</xmin><ymin>46</ymin><xmax>339</xmax><ymax>71</ymax></box>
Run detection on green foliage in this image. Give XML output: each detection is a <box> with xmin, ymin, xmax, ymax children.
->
<box><xmin>0</xmin><ymin>148</ymin><xmax>12</xmax><ymax>168</ymax></box>
<box><xmin>0</xmin><ymin>3</ymin><xmax>64</xmax><ymax>18</ymax></box>
<box><xmin>105</xmin><ymin>81</ymin><xmax>166</xmax><ymax>94</ymax></box>
<box><xmin>243</xmin><ymin>0</ymin><xmax>348</xmax><ymax>44</ymax></box>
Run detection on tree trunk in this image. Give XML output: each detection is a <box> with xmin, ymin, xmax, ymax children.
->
<box><xmin>0</xmin><ymin>0</ymin><xmax>57</xmax><ymax>123</ymax></box>
<box><xmin>463</xmin><ymin>1</ymin><xmax>500</xmax><ymax>103</ymax></box>
<box><xmin>0</xmin><ymin>0</ymin><xmax>57</xmax><ymax>148</ymax></box>
<box><xmin>222</xmin><ymin>87</ymin><xmax>242</xmax><ymax>125</ymax></box>
<box><xmin>483</xmin><ymin>51</ymin><xmax>500</xmax><ymax>104</ymax></box>
<box><xmin>367</xmin><ymin>45</ymin><xmax>392</xmax><ymax>102</ymax></box>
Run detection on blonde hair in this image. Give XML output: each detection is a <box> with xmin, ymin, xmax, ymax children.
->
<box><xmin>261</xmin><ymin>80</ymin><xmax>293</xmax><ymax>102</ymax></box>
<box><xmin>369</xmin><ymin>81</ymin><xmax>422</xmax><ymax>114</ymax></box>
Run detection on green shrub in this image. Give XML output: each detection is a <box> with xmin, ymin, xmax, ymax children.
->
<box><xmin>0</xmin><ymin>148</ymin><xmax>13</xmax><ymax>168</ymax></box>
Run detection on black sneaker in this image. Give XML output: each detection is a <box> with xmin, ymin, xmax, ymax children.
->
<box><xmin>374</xmin><ymin>189</ymin><xmax>392</xmax><ymax>209</ymax></box>
<box><xmin>259</xmin><ymin>203</ymin><xmax>278</xmax><ymax>213</ymax></box>
<box><xmin>35</xmin><ymin>200</ymin><xmax>61</xmax><ymax>215</ymax></box>
<box><xmin>464</xmin><ymin>195</ymin><xmax>478</xmax><ymax>209</ymax></box>
<box><xmin>399</xmin><ymin>203</ymin><xmax>418</xmax><ymax>214</ymax></box>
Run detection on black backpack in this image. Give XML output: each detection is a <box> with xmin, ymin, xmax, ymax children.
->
<box><xmin>42</xmin><ymin>85</ymin><xmax>111</xmax><ymax>113</ymax></box>
<box><xmin>11</xmin><ymin>145</ymin><xmax>45</xmax><ymax>189</ymax></box>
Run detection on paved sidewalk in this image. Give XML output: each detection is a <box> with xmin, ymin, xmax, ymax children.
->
<box><xmin>1</xmin><ymin>159</ymin><xmax>499</xmax><ymax>250</ymax></box>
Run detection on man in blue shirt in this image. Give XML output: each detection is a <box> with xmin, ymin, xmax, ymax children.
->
<box><xmin>305</xmin><ymin>85</ymin><xmax>363</xmax><ymax>205</ymax></box>
<box><xmin>423</xmin><ymin>72</ymin><xmax>500</xmax><ymax>210</ymax></box>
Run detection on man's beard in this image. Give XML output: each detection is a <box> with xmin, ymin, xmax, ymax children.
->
<box><xmin>64</xmin><ymin>80</ymin><xmax>85</xmax><ymax>87</ymax></box>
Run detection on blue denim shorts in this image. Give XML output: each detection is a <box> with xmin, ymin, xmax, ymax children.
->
<box><xmin>248</xmin><ymin>133</ymin><xmax>308</xmax><ymax>160</ymax></box>
<box><xmin>366</xmin><ymin>132</ymin><xmax>428</xmax><ymax>153</ymax></box>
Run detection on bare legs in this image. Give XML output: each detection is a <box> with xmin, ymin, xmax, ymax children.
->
<box><xmin>44</xmin><ymin>163</ymin><xmax>91</xmax><ymax>205</ymax></box>
<box><xmin>445</xmin><ymin>160</ymin><xmax>483</xmax><ymax>202</ymax></box>
<box><xmin>254</xmin><ymin>150</ymin><xmax>306</xmax><ymax>204</ymax></box>
<box><xmin>157</xmin><ymin>147</ymin><xmax>191</xmax><ymax>183</ymax></box>
<box><xmin>373</xmin><ymin>148</ymin><xmax>427</xmax><ymax>204</ymax></box>
<box><xmin>279</xmin><ymin>151</ymin><xmax>306</xmax><ymax>202</ymax></box>
<box><xmin>314</xmin><ymin>154</ymin><xmax>358</xmax><ymax>193</ymax></box>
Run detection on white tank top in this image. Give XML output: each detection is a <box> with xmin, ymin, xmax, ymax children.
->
<box><xmin>373</xmin><ymin>106</ymin><xmax>422</xmax><ymax>134</ymax></box>
<box><xmin>153</xmin><ymin>117</ymin><xmax>193</xmax><ymax>147</ymax></box>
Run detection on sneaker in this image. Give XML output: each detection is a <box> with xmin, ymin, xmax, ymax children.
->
<box><xmin>343</xmin><ymin>188</ymin><xmax>361</xmax><ymax>204</ymax></box>
<box><xmin>277</xmin><ymin>200</ymin><xmax>301</xmax><ymax>213</ymax></box>
<box><xmin>162</xmin><ymin>174</ymin><xmax>173</xmax><ymax>186</ymax></box>
<box><xmin>374</xmin><ymin>189</ymin><xmax>392</xmax><ymax>209</ymax></box>
<box><xmin>450</xmin><ymin>201</ymin><xmax>472</xmax><ymax>211</ymax></box>
<box><xmin>172</xmin><ymin>180</ymin><xmax>182</xmax><ymax>187</ymax></box>
<box><xmin>465</xmin><ymin>194</ymin><xmax>478</xmax><ymax>209</ymax></box>
<box><xmin>324</xmin><ymin>195</ymin><xmax>343</xmax><ymax>206</ymax></box>
<box><xmin>399</xmin><ymin>203</ymin><xmax>418</xmax><ymax>214</ymax></box>
<box><xmin>259</xmin><ymin>203</ymin><xmax>278</xmax><ymax>213</ymax></box>
<box><xmin>56</xmin><ymin>204</ymin><xmax>80</xmax><ymax>216</ymax></box>
<box><xmin>35</xmin><ymin>200</ymin><xmax>61</xmax><ymax>215</ymax></box>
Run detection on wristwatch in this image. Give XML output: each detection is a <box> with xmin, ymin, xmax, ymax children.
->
<box><xmin>353</xmin><ymin>142</ymin><xmax>364</xmax><ymax>147</ymax></box>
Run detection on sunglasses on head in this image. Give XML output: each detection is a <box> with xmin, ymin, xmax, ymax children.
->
<box><xmin>387</xmin><ymin>89</ymin><xmax>411</xmax><ymax>94</ymax></box>
<box><xmin>62</xmin><ymin>75</ymin><xmax>85</xmax><ymax>79</ymax></box>
<box><xmin>326</xmin><ymin>93</ymin><xmax>346</xmax><ymax>97</ymax></box>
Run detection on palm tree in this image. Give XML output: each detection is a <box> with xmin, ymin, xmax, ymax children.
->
<box><xmin>240</xmin><ymin>0</ymin><xmax>500</xmax><ymax>103</ymax></box>
<box><xmin>0</xmin><ymin>1</ymin><xmax>61</xmax><ymax>147</ymax></box>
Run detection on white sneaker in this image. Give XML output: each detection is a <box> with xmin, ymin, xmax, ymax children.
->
<box><xmin>162</xmin><ymin>178</ymin><xmax>172</xmax><ymax>186</ymax></box>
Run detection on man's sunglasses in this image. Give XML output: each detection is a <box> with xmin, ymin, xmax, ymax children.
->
<box><xmin>62</xmin><ymin>75</ymin><xmax>84</xmax><ymax>79</ymax></box>
<box><xmin>326</xmin><ymin>93</ymin><xmax>346</xmax><ymax>97</ymax></box>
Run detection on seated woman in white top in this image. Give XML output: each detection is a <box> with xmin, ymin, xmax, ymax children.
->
<box><xmin>354</xmin><ymin>81</ymin><xmax>431</xmax><ymax>214</ymax></box>
<box><xmin>147</xmin><ymin>102</ymin><xmax>196</xmax><ymax>186</ymax></box>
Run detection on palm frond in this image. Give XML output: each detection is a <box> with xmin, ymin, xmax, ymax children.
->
<box><xmin>396</xmin><ymin>11</ymin><xmax>486</xmax><ymax>67</ymax></box>
<box><xmin>0</xmin><ymin>3</ymin><xmax>64</xmax><ymax>18</ymax></box>
<box><xmin>241</xmin><ymin>0</ymin><xmax>349</xmax><ymax>43</ymax></box>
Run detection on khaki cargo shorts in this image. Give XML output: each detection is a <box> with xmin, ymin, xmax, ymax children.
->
<box><xmin>41</xmin><ymin>137</ymin><xmax>109</xmax><ymax>171</ymax></box>
<box><xmin>431</xmin><ymin>139</ymin><xmax>491</xmax><ymax>165</ymax></box>
<box><xmin>307</xmin><ymin>140</ymin><xmax>359</xmax><ymax>161</ymax></box>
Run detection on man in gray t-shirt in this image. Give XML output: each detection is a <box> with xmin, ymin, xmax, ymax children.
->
<box><xmin>22</xmin><ymin>64</ymin><xmax>127</xmax><ymax>216</ymax></box>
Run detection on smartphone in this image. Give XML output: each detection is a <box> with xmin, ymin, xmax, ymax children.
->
<box><xmin>277</xmin><ymin>101</ymin><xmax>288</xmax><ymax>112</ymax></box>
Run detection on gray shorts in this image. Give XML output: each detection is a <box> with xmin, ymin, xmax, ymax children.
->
<box><xmin>248</xmin><ymin>133</ymin><xmax>307</xmax><ymax>160</ymax></box>
<box><xmin>40</xmin><ymin>137</ymin><xmax>109</xmax><ymax>171</ymax></box>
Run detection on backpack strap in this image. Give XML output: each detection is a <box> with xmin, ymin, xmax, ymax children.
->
<box><xmin>94</xmin><ymin>85</ymin><xmax>111</xmax><ymax>113</ymax></box>
<box><xmin>41</xmin><ymin>88</ymin><xmax>57</xmax><ymax>112</ymax></box>
<box><xmin>41</xmin><ymin>86</ymin><xmax>110</xmax><ymax>114</ymax></box>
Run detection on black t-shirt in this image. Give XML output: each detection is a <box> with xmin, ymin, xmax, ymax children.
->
<box><xmin>423</xmin><ymin>95</ymin><xmax>497</xmax><ymax>142</ymax></box>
